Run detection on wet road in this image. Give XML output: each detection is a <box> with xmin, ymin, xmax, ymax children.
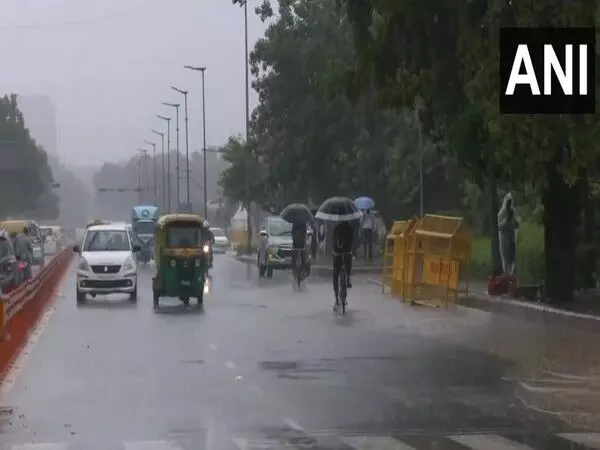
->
<box><xmin>0</xmin><ymin>254</ymin><xmax>599</xmax><ymax>449</ymax></box>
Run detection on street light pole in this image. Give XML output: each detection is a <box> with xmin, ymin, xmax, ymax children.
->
<box><xmin>157</xmin><ymin>115</ymin><xmax>171</xmax><ymax>213</ymax></box>
<box><xmin>162</xmin><ymin>102</ymin><xmax>180</xmax><ymax>210</ymax></box>
<box><xmin>172</xmin><ymin>87</ymin><xmax>190</xmax><ymax>208</ymax></box>
<box><xmin>184</xmin><ymin>65</ymin><xmax>208</xmax><ymax>218</ymax></box>
<box><xmin>151</xmin><ymin>129</ymin><xmax>166</xmax><ymax>211</ymax></box>
<box><xmin>244</xmin><ymin>0</ymin><xmax>252</xmax><ymax>252</ymax></box>
<box><xmin>143</xmin><ymin>140</ymin><xmax>158</xmax><ymax>205</ymax></box>
<box><xmin>136</xmin><ymin>149</ymin><xmax>148</xmax><ymax>203</ymax></box>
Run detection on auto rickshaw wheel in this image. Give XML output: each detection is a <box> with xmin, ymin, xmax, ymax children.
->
<box><xmin>182</xmin><ymin>296</ymin><xmax>190</xmax><ymax>307</ymax></box>
<box><xmin>153</xmin><ymin>291</ymin><xmax>159</xmax><ymax>309</ymax></box>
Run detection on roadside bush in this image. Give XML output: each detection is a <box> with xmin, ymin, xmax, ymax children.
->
<box><xmin>470</xmin><ymin>221</ymin><xmax>544</xmax><ymax>284</ymax></box>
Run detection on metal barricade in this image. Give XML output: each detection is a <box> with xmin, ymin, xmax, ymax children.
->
<box><xmin>384</xmin><ymin>219</ymin><xmax>418</xmax><ymax>300</ymax></box>
<box><xmin>406</xmin><ymin>214</ymin><xmax>471</xmax><ymax>307</ymax></box>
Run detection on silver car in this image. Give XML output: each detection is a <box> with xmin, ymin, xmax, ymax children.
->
<box><xmin>257</xmin><ymin>216</ymin><xmax>295</xmax><ymax>278</ymax></box>
<box><xmin>210</xmin><ymin>227</ymin><xmax>229</xmax><ymax>253</ymax></box>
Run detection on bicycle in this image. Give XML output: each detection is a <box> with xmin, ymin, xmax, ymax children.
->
<box><xmin>292</xmin><ymin>248</ymin><xmax>308</xmax><ymax>290</ymax></box>
<box><xmin>333</xmin><ymin>251</ymin><xmax>351</xmax><ymax>315</ymax></box>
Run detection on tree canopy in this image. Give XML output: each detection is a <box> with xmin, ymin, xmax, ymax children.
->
<box><xmin>0</xmin><ymin>94</ymin><xmax>59</xmax><ymax>220</ymax></box>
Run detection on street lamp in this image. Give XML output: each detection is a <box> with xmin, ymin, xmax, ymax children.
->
<box><xmin>184</xmin><ymin>65</ymin><xmax>208</xmax><ymax>218</ymax></box>
<box><xmin>156</xmin><ymin>115</ymin><xmax>172</xmax><ymax>213</ymax></box>
<box><xmin>172</xmin><ymin>86</ymin><xmax>191</xmax><ymax>207</ymax></box>
<box><xmin>143</xmin><ymin>140</ymin><xmax>158</xmax><ymax>205</ymax></box>
<box><xmin>162</xmin><ymin>102</ymin><xmax>181</xmax><ymax>209</ymax></box>
<box><xmin>136</xmin><ymin>149</ymin><xmax>149</xmax><ymax>203</ymax></box>
<box><xmin>151</xmin><ymin>129</ymin><xmax>166</xmax><ymax>210</ymax></box>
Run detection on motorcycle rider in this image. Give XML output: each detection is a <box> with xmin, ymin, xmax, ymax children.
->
<box><xmin>14</xmin><ymin>226</ymin><xmax>33</xmax><ymax>279</ymax></box>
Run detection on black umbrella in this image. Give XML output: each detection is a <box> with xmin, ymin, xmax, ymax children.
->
<box><xmin>280</xmin><ymin>203</ymin><xmax>314</xmax><ymax>224</ymax></box>
<box><xmin>315</xmin><ymin>196</ymin><xmax>362</xmax><ymax>222</ymax></box>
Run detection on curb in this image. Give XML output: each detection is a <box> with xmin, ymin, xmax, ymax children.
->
<box><xmin>0</xmin><ymin>248</ymin><xmax>74</xmax><ymax>383</ymax></box>
<box><xmin>367</xmin><ymin>277</ymin><xmax>600</xmax><ymax>325</ymax></box>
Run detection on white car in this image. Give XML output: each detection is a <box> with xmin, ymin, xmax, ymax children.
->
<box><xmin>210</xmin><ymin>227</ymin><xmax>229</xmax><ymax>253</ymax></box>
<box><xmin>74</xmin><ymin>223</ymin><xmax>140</xmax><ymax>304</ymax></box>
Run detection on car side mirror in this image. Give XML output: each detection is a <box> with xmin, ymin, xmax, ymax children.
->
<box><xmin>132</xmin><ymin>244</ymin><xmax>141</xmax><ymax>252</ymax></box>
<box><xmin>73</xmin><ymin>245</ymin><xmax>80</xmax><ymax>253</ymax></box>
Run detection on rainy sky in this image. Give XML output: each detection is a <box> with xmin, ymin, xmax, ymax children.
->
<box><xmin>0</xmin><ymin>0</ymin><xmax>265</xmax><ymax>166</ymax></box>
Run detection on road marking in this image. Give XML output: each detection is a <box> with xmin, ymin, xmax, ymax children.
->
<box><xmin>12</xmin><ymin>444</ymin><xmax>68</xmax><ymax>450</ymax></box>
<box><xmin>558</xmin><ymin>433</ymin><xmax>600</xmax><ymax>449</ymax></box>
<box><xmin>342</xmin><ymin>436</ymin><xmax>416</xmax><ymax>449</ymax></box>
<box><xmin>123</xmin><ymin>440</ymin><xmax>184</xmax><ymax>450</ymax></box>
<box><xmin>284</xmin><ymin>418</ymin><xmax>304</xmax><ymax>431</ymax></box>
<box><xmin>225</xmin><ymin>361</ymin><xmax>237</xmax><ymax>370</ymax></box>
<box><xmin>448</xmin><ymin>434</ymin><xmax>534</xmax><ymax>450</ymax></box>
<box><xmin>1</xmin><ymin>305</ymin><xmax>57</xmax><ymax>399</ymax></box>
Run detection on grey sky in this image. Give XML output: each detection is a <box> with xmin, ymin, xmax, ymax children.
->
<box><xmin>0</xmin><ymin>0</ymin><xmax>265</xmax><ymax>166</ymax></box>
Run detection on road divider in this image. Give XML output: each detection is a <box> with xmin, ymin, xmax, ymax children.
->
<box><xmin>0</xmin><ymin>247</ymin><xmax>73</xmax><ymax>381</ymax></box>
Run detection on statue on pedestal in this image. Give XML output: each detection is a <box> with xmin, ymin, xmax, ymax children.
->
<box><xmin>497</xmin><ymin>192</ymin><xmax>520</xmax><ymax>277</ymax></box>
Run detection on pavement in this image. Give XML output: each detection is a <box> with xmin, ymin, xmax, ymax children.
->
<box><xmin>0</xmin><ymin>253</ymin><xmax>599</xmax><ymax>449</ymax></box>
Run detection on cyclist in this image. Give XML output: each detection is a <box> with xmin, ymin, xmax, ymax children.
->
<box><xmin>332</xmin><ymin>220</ymin><xmax>353</xmax><ymax>310</ymax></box>
<box><xmin>291</xmin><ymin>222</ymin><xmax>308</xmax><ymax>278</ymax></box>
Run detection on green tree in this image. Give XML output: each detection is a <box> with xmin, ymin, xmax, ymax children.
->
<box><xmin>338</xmin><ymin>0</ymin><xmax>599</xmax><ymax>300</ymax></box>
<box><xmin>0</xmin><ymin>94</ymin><xmax>58</xmax><ymax>219</ymax></box>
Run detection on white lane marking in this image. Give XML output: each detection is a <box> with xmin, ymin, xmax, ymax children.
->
<box><xmin>123</xmin><ymin>441</ymin><xmax>184</xmax><ymax>450</ymax></box>
<box><xmin>225</xmin><ymin>361</ymin><xmax>236</xmax><ymax>370</ymax></box>
<box><xmin>448</xmin><ymin>434</ymin><xmax>534</xmax><ymax>450</ymax></box>
<box><xmin>559</xmin><ymin>433</ymin><xmax>600</xmax><ymax>449</ymax></box>
<box><xmin>284</xmin><ymin>418</ymin><xmax>304</xmax><ymax>431</ymax></box>
<box><xmin>518</xmin><ymin>380</ymin><xmax>600</xmax><ymax>395</ymax></box>
<box><xmin>1</xmin><ymin>305</ymin><xmax>57</xmax><ymax>399</ymax></box>
<box><xmin>209</xmin><ymin>344</ymin><xmax>217</xmax><ymax>350</ymax></box>
<box><xmin>342</xmin><ymin>436</ymin><xmax>416</xmax><ymax>449</ymax></box>
<box><xmin>12</xmin><ymin>444</ymin><xmax>68</xmax><ymax>450</ymax></box>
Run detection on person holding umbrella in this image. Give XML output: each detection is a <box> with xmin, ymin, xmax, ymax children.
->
<box><xmin>354</xmin><ymin>197</ymin><xmax>376</xmax><ymax>261</ymax></box>
<box><xmin>280</xmin><ymin>203</ymin><xmax>314</xmax><ymax>285</ymax></box>
<box><xmin>316</xmin><ymin>197</ymin><xmax>362</xmax><ymax>311</ymax></box>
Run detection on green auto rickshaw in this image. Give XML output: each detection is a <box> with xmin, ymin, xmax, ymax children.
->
<box><xmin>152</xmin><ymin>213</ymin><xmax>210</xmax><ymax>309</ymax></box>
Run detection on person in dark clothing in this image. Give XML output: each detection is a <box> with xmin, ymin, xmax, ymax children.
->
<box><xmin>332</xmin><ymin>221</ymin><xmax>353</xmax><ymax>307</ymax></box>
<box><xmin>291</xmin><ymin>222</ymin><xmax>308</xmax><ymax>273</ymax></box>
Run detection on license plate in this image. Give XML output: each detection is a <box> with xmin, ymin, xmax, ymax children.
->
<box><xmin>97</xmin><ymin>274</ymin><xmax>116</xmax><ymax>280</ymax></box>
<box><xmin>181</xmin><ymin>280</ymin><xmax>190</xmax><ymax>286</ymax></box>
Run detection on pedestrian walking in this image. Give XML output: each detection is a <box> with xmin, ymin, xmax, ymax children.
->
<box><xmin>361</xmin><ymin>209</ymin><xmax>375</xmax><ymax>261</ymax></box>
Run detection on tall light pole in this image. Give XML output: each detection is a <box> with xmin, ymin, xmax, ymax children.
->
<box><xmin>163</xmin><ymin>102</ymin><xmax>180</xmax><ymax>210</ymax></box>
<box><xmin>143</xmin><ymin>140</ymin><xmax>158</xmax><ymax>205</ymax></box>
<box><xmin>241</xmin><ymin>0</ymin><xmax>251</xmax><ymax>252</ymax></box>
<box><xmin>151</xmin><ymin>129</ymin><xmax>166</xmax><ymax>211</ymax></box>
<box><xmin>172</xmin><ymin>86</ymin><xmax>190</xmax><ymax>208</ymax></box>
<box><xmin>184</xmin><ymin>65</ymin><xmax>208</xmax><ymax>218</ymax></box>
<box><xmin>157</xmin><ymin>115</ymin><xmax>171</xmax><ymax>213</ymax></box>
<box><xmin>136</xmin><ymin>149</ymin><xmax>149</xmax><ymax>203</ymax></box>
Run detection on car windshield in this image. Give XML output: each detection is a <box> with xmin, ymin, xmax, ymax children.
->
<box><xmin>166</xmin><ymin>226</ymin><xmax>204</xmax><ymax>248</ymax></box>
<box><xmin>83</xmin><ymin>230</ymin><xmax>131</xmax><ymax>252</ymax></box>
<box><xmin>211</xmin><ymin>228</ymin><xmax>225</xmax><ymax>237</ymax></box>
<box><xmin>134</xmin><ymin>221</ymin><xmax>155</xmax><ymax>235</ymax></box>
<box><xmin>269</xmin><ymin>218</ymin><xmax>292</xmax><ymax>236</ymax></box>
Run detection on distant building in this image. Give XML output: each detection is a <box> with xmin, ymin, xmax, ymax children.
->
<box><xmin>17</xmin><ymin>95</ymin><xmax>58</xmax><ymax>155</ymax></box>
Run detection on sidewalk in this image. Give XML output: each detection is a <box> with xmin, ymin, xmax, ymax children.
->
<box><xmin>367</xmin><ymin>277</ymin><xmax>600</xmax><ymax>330</ymax></box>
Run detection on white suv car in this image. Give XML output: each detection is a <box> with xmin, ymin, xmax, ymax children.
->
<box><xmin>74</xmin><ymin>223</ymin><xmax>141</xmax><ymax>304</ymax></box>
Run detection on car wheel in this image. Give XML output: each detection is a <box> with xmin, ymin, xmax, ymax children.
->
<box><xmin>129</xmin><ymin>285</ymin><xmax>138</xmax><ymax>302</ymax></box>
<box><xmin>76</xmin><ymin>288</ymin><xmax>86</xmax><ymax>305</ymax></box>
<box><xmin>197</xmin><ymin>289</ymin><xmax>204</xmax><ymax>306</ymax></box>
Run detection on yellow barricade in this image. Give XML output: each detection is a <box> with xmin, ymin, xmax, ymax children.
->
<box><xmin>382</xmin><ymin>219</ymin><xmax>418</xmax><ymax>299</ymax></box>
<box><xmin>405</xmin><ymin>214</ymin><xmax>471</xmax><ymax>307</ymax></box>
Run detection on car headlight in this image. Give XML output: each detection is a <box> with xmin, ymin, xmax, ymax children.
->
<box><xmin>195</xmin><ymin>259</ymin><xmax>201</xmax><ymax>267</ymax></box>
<box><xmin>203</xmin><ymin>244</ymin><xmax>210</xmax><ymax>253</ymax></box>
<box><xmin>122</xmin><ymin>256</ymin><xmax>135</xmax><ymax>272</ymax></box>
<box><xmin>78</xmin><ymin>258</ymin><xmax>91</xmax><ymax>271</ymax></box>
